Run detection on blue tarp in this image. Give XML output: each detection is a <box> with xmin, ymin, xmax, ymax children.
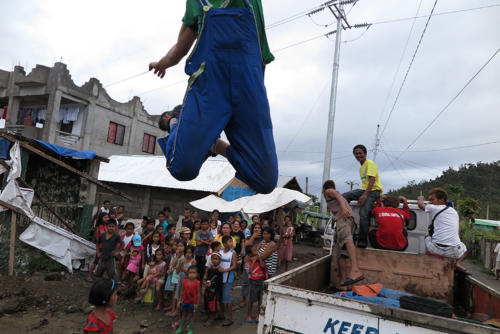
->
<box><xmin>333</xmin><ymin>288</ymin><xmax>412</xmax><ymax>308</ymax></box>
<box><xmin>35</xmin><ymin>140</ymin><xmax>96</xmax><ymax>160</ymax></box>
<box><xmin>0</xmin><ymin>138</ymin><xmax>10</xmax><ymax>159</ymax></box>
<box><xmin>222</xmin><ymin>186</ymin><xmax>254</xmax><ymax>202</ymax></box>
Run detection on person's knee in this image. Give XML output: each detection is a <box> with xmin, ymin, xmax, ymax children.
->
<box><xmin>168</xmin><ymin>160</ymin><xmax>200</xmax><ymax>181</ymax></box>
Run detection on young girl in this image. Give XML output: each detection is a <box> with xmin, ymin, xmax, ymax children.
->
<box><xmin>180</xmin><ymin>227</ymin><xmax>192</xmax><ymax>245</ymax></box>
<box><xmin>177</xmin><ymin>265</ymin><xmax>200</xmax><ymax>334</ymax></box>
<box><xmin>190</xmin><ymin>220</ymin><xmax>201</xmax><ymax>247</ymax></box>
<box><xmin>146</xmin><ymin>232</ymin><xmax>162</xmax><ymax>261</ymax></box>
<box><xmin>125</xmin><ymin>249</ymin><xmax>141</xmax><ymax>283</ymax></box>
<box><xmin>168</xmin><ymin>240</ymin><xmax>185</xmax><ymax>317</ymax></box>
<box><xmin>279</xmin><ymin>216</ymin><xmax>295</xmax><ymax>272</ymax></box>
<box><xmin>84</xmin><ymin>279</ymin><xmax>118</xmax><ymax>334</ymax></box>
<box><xmin>137</xmin><ymin>257</ymin><xmax>160</xmax><ymax>300</ymax></box>
<box><xmin>164</xmin><ymin>240</ymin><xmax>178</xmax><ymax>312</ymax></box>
<box><xmin>209</xmin><ymin>219</ymin><xmax>218</xmax><ymax>239</ymax></box>
<box><xmin>154</xmin><ymin>249</ymin><xmax>167</xmax><ymax>311</ymax></box>
<box><xmin>220</xmin><ymin>235</ymin><xmax>237</xmax><ymax>327</ymax></box>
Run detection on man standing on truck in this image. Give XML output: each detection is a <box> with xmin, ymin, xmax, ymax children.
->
<box><xmin>343</xmin><ymin>144</ymin><xmax>383</xmax><ymax>248</ymax></box>
<box><xmin>418</xmin><ymin>188</ymin><xmax>469</xmax><ymax>274</ymax></box>
<box><xmin>323</xmin><ymin>180</ymin><xmax>364</xmax><ymax>287</ymax></box>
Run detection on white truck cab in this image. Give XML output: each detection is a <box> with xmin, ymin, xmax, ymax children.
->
<box><xmin>322</xmin><ymin>200</ymin><xmax>429</xmax><ymax>254</ymax></box>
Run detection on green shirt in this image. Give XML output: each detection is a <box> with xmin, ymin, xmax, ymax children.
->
<box><xmin>183</xmin><ymin>0</ymin><xmax>275</xmax><ymax>65</ymax></box>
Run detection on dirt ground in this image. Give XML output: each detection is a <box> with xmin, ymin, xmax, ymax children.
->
<box><xmin>0</xmin><ymin>244</ymin><xmax>323</xmax><ymax>334</ymax></box>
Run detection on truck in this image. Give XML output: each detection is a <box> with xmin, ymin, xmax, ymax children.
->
<box><xmin>257</xmin><ymin>252</ymin><xmax>499</xmax><ymax>334</ymax></box>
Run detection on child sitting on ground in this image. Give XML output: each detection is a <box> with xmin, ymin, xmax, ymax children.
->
<box><xmin>245</xmin><ymin>244</ymin><xmax>267</xmax><ymax>323</ymax></box>
<box><xmin>176</xmin><ymin>265</ymin><xmax>201</xmax><ymax>334</ymax></box>
<box><xmin>84</xmin><ymin>279</ymin><xmax>118</xmax><ymax>334</ymax></box>
<box><xmin>203</xmin><ymin>253</ymin><xmax>223</xmax><ymax>327</ymax></box>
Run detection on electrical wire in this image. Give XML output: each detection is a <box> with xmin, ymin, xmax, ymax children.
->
<box><xmin>342</xmin><ymin>25</ymin><xmax>371</xmax><ymax>43</ymax></box>
<box><xmin>379</xmin><ymin>0</ymin><xmax>439</xmax><ymax>140</ymax></box>
<box><xmin>376</xmin><ymin>0</ymin><xmax>423</xmax><ymax>124</ymax></box>
<box><xmin>397</xmin><ymin>48</ymin><xmax>500</xmax><ymax>160</ymax></box>
<box><xmin>384</xmin><ymin>140</ymin><xmax>500</xmax><ymax>153</ymax></box>
<box><xmin>135</xmin><ymin>79</ymin><xmax>186</xmax><ymax>96</ymax></box>
<box><xmin>104</xmin><ymin>71</ymin><xmax>149</xmax><ymax>88</ymax></box>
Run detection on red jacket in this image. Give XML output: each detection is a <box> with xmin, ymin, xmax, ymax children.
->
<box><xmin>371</xmin><ymin>199</ymin><xmax>410</xmax><ymax>250</ymax></box>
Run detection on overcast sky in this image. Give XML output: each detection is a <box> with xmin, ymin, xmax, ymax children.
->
<box><xmin>2</xmin><ymin>0</ymin><xmax>499</xmax><ymax>197</ymax></box>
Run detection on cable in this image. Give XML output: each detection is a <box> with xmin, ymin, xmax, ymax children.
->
<box><xmin>370</xmin><ymin>4</ymin><xmax>500</xmax><ymax>26</ymax></box>
<box><xmin>397</xmin><ymin>48</ymin><xmax>500</xmax><ymax>160</ymax></box>
<box><xmin>272</xmin><ymin>33</ymin><xmax>329</xmax><ymax>53</ymax></box>
<box><xmin>135</xmin><ymin>79</ymin><xmax>186</xmax><ymax>96</ymax></box>
<box><xmin>380</xmin><ymin>147</ymin><xmax>407</xmax><ymax>182</ymax></box>
<box><xmin>104</xmin><ymin>71</ymin><xmax>149</xmax><ymax>88</ymax></box>
<box><xmin>384</xmin><ymin>140</ymin><xmax>500</xmax><ymax>153</ymax></box>
<box><xmin>342</xmin><ymin>25</ymin><xmax>371</xmax><ymax>43</ymax></box>
<box><xmin>281</xmin><ymin>79</ymin><xmax>329</xmax><ymax>153</ymax></box>
<box><xmin>376</xmin><ymin>0</ymin><xmax>423</xmax><ymax>124</ymax></box>
<box><xmin>379</xmin><ymin>0</ymin><xmax>438</xmax><ymax>140</ymax></box>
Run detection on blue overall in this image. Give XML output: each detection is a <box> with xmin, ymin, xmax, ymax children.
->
<box><xmin>158</xmin><ymin>0</ymin><xmax>278</xmax><ymax>194</ymax></box>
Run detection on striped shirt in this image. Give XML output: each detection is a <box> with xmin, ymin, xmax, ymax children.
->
<box><xmin>259</xmin><ymin>241</ymin><xmax>278</xmax><ymax>277</ymax></box>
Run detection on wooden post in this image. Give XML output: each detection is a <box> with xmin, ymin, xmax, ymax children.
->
<box><xmin>8</xmin><ymin>211</ymin><xmax>16</xmax><ymax>276</ymax></box>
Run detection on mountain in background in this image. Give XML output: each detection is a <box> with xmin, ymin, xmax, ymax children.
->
<box><xmin>387</xmin><ymin>161</ymin><xmax>500</xmax><ymax>220</ymax></box>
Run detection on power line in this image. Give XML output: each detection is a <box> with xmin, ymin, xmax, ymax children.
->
<box><xmin>376</xmin><ymin>0</ymin><xmax>423</xmax><ymax>124</ymax></box>
<box><xmin>134</xmin><ymin>79</ymin><xmax>186</xmax><ymax>96</ymax></box>
<box><xmin>104</xmin><ymin>71</ymin><xmax>149</xmax><ymax>88</ymax></box>
<box><xmin>396</xmin><ymin>48</ymin><xmax>500</xmax><ymax>160</ymax></box>
<box><xmin>384</xmin><ymin>139</ymin><xmax>500</xmax><ymax>153</ymax></box>
<box><xmin>379</xmin><ymin>0</ymin><xmax>438</xmax><ymax>140</ymax></box>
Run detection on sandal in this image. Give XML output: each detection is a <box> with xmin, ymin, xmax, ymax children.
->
<box><xmin>341</xmin><ymin>276</ymin><xmax>365</xmax><ymax>286</ymax></box>
<box><xmin>222</xmin><ymin>320</ymin><xmax>234</xmax><ymax>326</ymax></box>
<box><xmin>245</xmin><ymin>316</ymin><xmax>254</xmax><ymax>323</ymax></box>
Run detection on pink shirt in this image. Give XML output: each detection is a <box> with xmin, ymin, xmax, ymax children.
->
<box><xmin>326</xmin><ymin>189</ymin><xmax>356</xmax><ymax>223</ymax></box>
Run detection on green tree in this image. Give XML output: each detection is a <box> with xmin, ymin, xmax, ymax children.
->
<box><xmin>446</xmin><ymin>184</ymin><xmax>464</xmax><ymax>211</ymax></box>
<box><xmin>459</xmin><ymin>197</ymin><xmax>481</xmax><ymax>222</ymax></box>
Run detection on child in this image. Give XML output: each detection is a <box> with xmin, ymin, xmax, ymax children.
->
<box><xmin>168</xmin><ymin>240</ymin><xmax>185</xmax><ymax>317</ymax></box>
<box><xmin>209</xmin><ymin>219</ymin><xmax>218</xmax><ymax>239</ymax></box>
<box><xmin>190</xmin><ymin>220</ymin><xmax>201</xmax><ymax>247</ymax></box>
<box><xmin>119</xmin><ymin>222</ymin><xmax>136</xmax><ymax>279</ymax></box>
<box><xmin>167</xmin><ymin>224</ymin><xmax>177</xmax><ymax>239</ymax></box>
<box><xmin>84</xmin><ymin>279</ymin><xmax>117</xmax><ymax>334</ymax></box>
<box><xmin>180</xmin><ymin>227</ymin><xmax>192</xmax><ymax>244</ymax></box>
<box><xmin>205</xmin><ymin>241</ymin><xmax>221</xmax><ymax>269</ymax></box>
<box><xmin>177</xmin><ymin>246</ymin><xmax>197</xmax><ymax>303</ymax></box>
<box><xmin>203</xmin><ymin>253</ymin><xmax>222</xmax><ymax>327</ymax></box>
<box><xmin>219</xmin><ymin>235</ymin><xmax>237</xmax><ymax>326</ymax></box>
<box><xmin>241</xmin><ymin>220</ymin><xmax>251</xmax><ymax>239</ymax></box>
<box><xmin>146</xmin><ymin>231</ymin><xmax>162</xmax><ymax>260</ymax></box>
<box><xmin>154</xmin><ymin>249</ymin><xmax>168</xmax><ymax>311</ymax></box>
<box><xmin>141</xmin><ymin>219</ymin><xmax>156</xmax><ymax>246</ymax></box>
<box><xmin>195</xmin><ymin>219</ymin><xmax>214</xmax><ymax>282</ymax></box>
<box><xmin>156</xmin><ymin>225</ymin><xmax>167</xmax><ymax>245</ymax></box>
<box><xmin>136</xmin><ymin>256</ymin><xmax>159</xmax><ymax>299</ymax></box>
<box><xmin>124</xmin><ymin>234</ymin><xmax>144</xmax><ymax>285</ymax></box>
<box><xmin>95</xmin><ymin>220</ymin><xmax>123</xmax><ymax>281</ymax></box>
<box><xmin>245</xmin><ymin>244</ymin><xmax>266</xmax><ymax>323</ymax></box>
<box><xmin>163</xmin><ymin>239</ymin><xmax>177</xmax><ymax>312</ymax></box>
<box><xmin>279</xmin><ymin>215</ymin><xmax>295</xmax><ymax>272</ymax></box>
<box><xmin>176</xmin><ymin>266</ymin><xmax>200</xmax><ymax>334</ymax></box>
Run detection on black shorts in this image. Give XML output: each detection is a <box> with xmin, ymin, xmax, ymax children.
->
<box><xmin>369</xmin><ymin>229</ymin><xmax>408</xmax><ymax>251</ymax></box>
<box><xmin>249</xmin><ymin>279</ymin><xmax>264</xmax><ymax>303</ymax></box>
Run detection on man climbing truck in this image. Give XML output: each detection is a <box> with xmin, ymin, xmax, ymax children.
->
<box><xmin>149</xmin><ymin>0</ymin><xmax>278</xmax><ymax>194</ymax></box>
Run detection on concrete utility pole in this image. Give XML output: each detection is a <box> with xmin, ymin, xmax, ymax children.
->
<box><xmin>373</xmin><ymin>124</ymin><xmax>381</xmax><ymax>161</ymax></box>
<box><xmin>319</xmin><ymin>2</ymin><xmax>344</xmax><ymax>215</ymax></box>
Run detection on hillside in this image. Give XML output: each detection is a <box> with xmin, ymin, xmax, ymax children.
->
<box><xmin>387</xmin><ymin>161</ymin><xmax>500</xmax><ymax>220</ymax></box>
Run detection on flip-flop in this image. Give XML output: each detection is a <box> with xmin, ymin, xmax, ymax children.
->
<box><xmin>341</xmin><ymin>276</ymin><xmax>365</xmax><ymax>286</ymax></box>
<box><xmin>222</xmin><ymin>320</ymin><xmax>234</xmax><ymax>326</ymax></box>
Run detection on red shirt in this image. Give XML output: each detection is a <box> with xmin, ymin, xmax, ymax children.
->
<box><xmin>83</xmin><ymin>308</ymin><xmax>116</xmax><ymax>333</ymax></box>
<box><xmin>248</xmin><ymin>259</ymin><xmax>265</xmax><ymax>280</ymax></box>
<box><xmin>371</xmin><ymin>200</ymin><xmax>411</xmax><ymax>250</ymax></box>
<box><xmin>182</xmin><ymin>279</ymin><xmax>200</xmax><ymax>304</ymax></box>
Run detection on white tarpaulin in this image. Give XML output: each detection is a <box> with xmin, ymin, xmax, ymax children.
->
<box><xmin>20</xmin><ymin>217</ymin><xmax>96</xmax><ymax>272</ymax></box>
<box><xmin>190</xmin><ymin>187</ymin><xmax>311</xmax><ymax>215</ymax></box>
<box><xmin>0</xmin><ymin>180</ymin><xmax>35</xmax><ymax>218</ymax></box>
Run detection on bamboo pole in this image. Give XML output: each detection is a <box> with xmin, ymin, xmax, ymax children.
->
<box><xmin>8</xmin><ymin>211</ymin><xmax>16</xmax><ymax>276</ymax></box>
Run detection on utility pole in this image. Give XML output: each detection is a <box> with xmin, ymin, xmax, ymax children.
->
<box><xmin>345</xmin><ymin>180</ymin><xmax>358</xmax><ymax>191</ymax></box>
<box><xmin>373</xmin><ymin>124</ymin><xmax>381</xmax><ymax>161</ymax></box>
<box><xmin>305</xmin><ymin>176</ymin><xmax>309</xmax><ymax>194</ymax></box>
<box><xmin>313</xmin><ymin>0</ymin><xmax>369</xmax><ymax>216</ymax></box>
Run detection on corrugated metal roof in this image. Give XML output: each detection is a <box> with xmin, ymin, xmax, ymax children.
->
<box><xmin>98</xmin><ymin>155</ymin><xmax>236</xmax><ymax>193</ymax></box>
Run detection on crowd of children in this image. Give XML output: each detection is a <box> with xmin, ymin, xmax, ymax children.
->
<box><xmin>85</xmin><ymin>204</ymin><xmax>296</xmax><ymax>333</ymax></box>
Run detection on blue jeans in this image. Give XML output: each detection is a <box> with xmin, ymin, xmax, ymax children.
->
<box><xmin>342</xmin><ymin>189</ymin><xmax>380</xmax><ymax>244</ymax></box>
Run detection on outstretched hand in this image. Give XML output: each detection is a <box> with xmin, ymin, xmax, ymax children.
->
<box><xmin>149</xmin><ymin>61</ymin><xmax>166</xmax><ymax>79</ymax></box>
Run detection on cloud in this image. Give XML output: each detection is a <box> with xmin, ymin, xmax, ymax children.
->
<box><xmin>1</xmin><ymin>0</ymin><xmax>499</xmax><ymax>199</ymax></box>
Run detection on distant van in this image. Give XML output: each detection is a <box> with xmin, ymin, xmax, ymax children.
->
<box><xmin>322</xmin><ymin>200</ymin><xmax>430</xmax><ymax>254</ymax></box>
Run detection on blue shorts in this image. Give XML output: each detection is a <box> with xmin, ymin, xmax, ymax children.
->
<box><xmin>181</xmin><ymin>302</ymin><xmax>195</xmax><ymax>313</ymax></box>
<box><xmin>222</xmin><ymin>282</ymin><xmax>232</xmax><ymax>304</ymax></box>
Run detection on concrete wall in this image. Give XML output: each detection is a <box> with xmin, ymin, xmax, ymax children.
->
<box><xmin>0</xmin><ymin>62</ymin><xmax>166</xmax><ymax>158</ymax></box>
<box><xmin>96</xmin><ymin>182</ymin><xmax>211</xmax><ymax>221</ymax></box>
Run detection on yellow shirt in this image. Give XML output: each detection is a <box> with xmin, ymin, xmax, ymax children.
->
<box><xmin>216</xmin><ymin>235</ymin><xmax>236</xmax><ymax>250</ymax></box>
<box><xmin>359</xmin><ymin>159</ymin><xmax>383</xmax><ymax>193</ymax></box>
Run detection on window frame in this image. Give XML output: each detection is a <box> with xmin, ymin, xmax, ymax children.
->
<box><xmin>107</xmin><ymin>121</ymin><xmax>125</xmax><ymax>146</ymax></box>
<box><xmin>142</xmin><ymin>133</ymin><xmax>156</xmax><ymax>154</ymax></box>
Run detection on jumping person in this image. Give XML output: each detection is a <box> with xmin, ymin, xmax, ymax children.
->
<box><xmin>149</xmin><ymin>0</ymin><xmax>278</xmax><ymax>194</ymax></box>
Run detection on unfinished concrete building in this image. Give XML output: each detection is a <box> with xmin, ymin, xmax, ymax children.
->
<box><xmin>0</xmin><ymin>62</ymin><xmax>165</xmax><ymax>157</ymax></box>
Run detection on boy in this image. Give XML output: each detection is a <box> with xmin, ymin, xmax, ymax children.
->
<box><xmin>135</xmin><ymin>216</ymin><xmax>149</xmax><ymax>235</ymax></box>
<box><xmin>218</xmin><ymin>235</ymin><xmax>237</xmax><ymax>326</ymax></box>
<box><xmin>245</xmin><ymin>244</ymin><xmax>266</xmax><ymax>323</ymax></box>
<box><xmin>203</xmin><ymin>253</ymin><xmax>223</xmax><ymax>327</ymax></box>
<box><xmin>149</xmin><ymin>0</ymin><xmax>278</xmax><ymax>195</ymax></box>
<box><xmin>167</xmin><ymin>224</ymin><xmax>177</xmax><ymax>238</ymax></box>
<box><xmin>95</xmin><ymin>220</ymin><xmax>123</xmax><ymax>281</ymax></box>
<box><xmin>195</xmin><ymin>219</ymin><xmax>213</xmax><ymax>281</ymax></box>
<box><xmin>141</xmin><ymin>219</ymin><xmax>156</xmax><ymax>247</ymax></box>
<box><xmin>205</xmin><ymin>241</ymin><xmax>221</xmax><ymax>269</ymax></box>
<box><xmin>177</xmin><ymin>265</ymin><xmax>201</xmax><ymax>334</ymax></box>
<box><xmin>158</xmin><ymin>211</ymin><xmax>168</xmax><ymax>235</ymax></box>
<box><xmin>180</xmin><ymin>227</ymin><xmax>192</xmax><ymax>244</ymax></box>
<box><xmin>322</xmin><ymin>180</ymin><xmax>364</xmax><ymax>288</ymax></box>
